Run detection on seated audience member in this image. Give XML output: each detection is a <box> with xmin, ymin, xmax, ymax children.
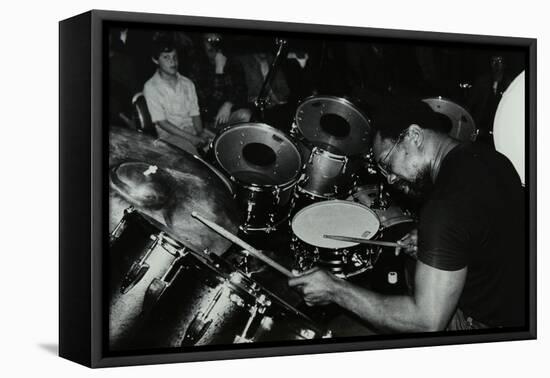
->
<box><xmin>282</xmin><ymin>39</ymin><xmax>321</xmax><ymax>107</ymax></box>
<box><xmin>237</xmin><ymin>48</ymin><xmax>292</xmax><ymax>131</ymax></box>
<box><xmin>143</xmin><ymin>35</ymin><xmax>210</xmax><ymax>155</ymax></box>
<box><xmin>189</xmin><ymin>33</ymin><xmax>251</xmax><ymax>132</ymax></box>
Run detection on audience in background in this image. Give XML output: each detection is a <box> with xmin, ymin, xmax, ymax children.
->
<box><xmin>143</xmin><ymin>34</ymin><xmax>210</xmax><ymax>155</ymax></box>
<box><xmin>189</xmin><ymin>32</ymin><xmax>251</xmax><ymax>133</ymax></box>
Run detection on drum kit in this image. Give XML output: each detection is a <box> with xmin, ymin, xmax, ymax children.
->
<box><xmin>108</xmin><ymin>93</ymin><xmax>475</xmax><ymax>350</ymax></box>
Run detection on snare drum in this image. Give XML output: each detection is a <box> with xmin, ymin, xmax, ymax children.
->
<box><xmin>290</xmin><ymin>200</ymin><xmax>381</xmax><ymax>278</ymax></box>
<box><xmin>213</xmin><ymin>123</ymin><xmax>302</xmax><ymax>233</ymax></box>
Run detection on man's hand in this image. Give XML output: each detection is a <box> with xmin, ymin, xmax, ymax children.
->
<box><xmin>397</xmin><ymin>229</ymin><xmax>418</xmax><ymax>259</ymax></box>
<box><xmin>215</xmin><ymin>102</ymin><xmax>233</xmax><ymax>126</ymax></box>
<box><xmin>215</xmin><ymin>52</ymin><xmax>227</xmax><ymax>74</ymax></box>
<box><xmin>288</xmin><ymin>268</ymin><xmax>341</xmax><ymax>306</ymax></box>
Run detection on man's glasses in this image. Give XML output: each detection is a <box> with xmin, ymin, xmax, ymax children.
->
<box><xmin>377</xmin><ymin>131</ymin><xmax>406</xmax><ymax>177</ymax></box>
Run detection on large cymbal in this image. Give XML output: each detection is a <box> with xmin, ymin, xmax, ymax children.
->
<box><xmin>109</xmin><ymin>127</ymin><xmax>241</xmax><ymax>255</ymax></box>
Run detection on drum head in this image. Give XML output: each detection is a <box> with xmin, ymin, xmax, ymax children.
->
<box><xmin>422</xmin><ymin>97</ymin><xmax>476</xmax><ymax>142</ymax></box>
<box><xmin>295</xmin><ymin>96</ymin><xmax>372</xmax><ymax>156</ymax></box>
<box><xmin>291</xmin><ymin>200</ymin><xmax>380</xmax><ymax>249</ymax></box>
<box><xmin>214</xmin><ymin>123</ymin><xmax>302</xmax><ymax>187</ymax></box>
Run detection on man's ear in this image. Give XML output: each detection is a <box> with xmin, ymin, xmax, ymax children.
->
<box><xmin>152</xmin><ymin>57</ymin><xmax>158</xmax><ymax>65</ymax></box>
<box><xmin>407</xmin><ymin>124</ymin><xmax>424</xmax><ymax>148</ymax></box>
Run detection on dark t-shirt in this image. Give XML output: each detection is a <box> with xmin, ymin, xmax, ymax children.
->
<box><xmin>418</xmin><ymin>142</ymin><xmax>526</xmax><ymax>328</ymax></box>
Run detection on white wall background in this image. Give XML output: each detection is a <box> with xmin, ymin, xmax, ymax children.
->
<box><xmin>0</xmin><ymin>0</ymin><xmax>546</xmax><ymax>376</ymax></box>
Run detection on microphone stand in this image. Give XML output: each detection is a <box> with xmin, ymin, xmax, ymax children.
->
<box><xmin>252</xmin><ymin>38</ymin><xmax>288</xmax><ymax>122</ymax></box>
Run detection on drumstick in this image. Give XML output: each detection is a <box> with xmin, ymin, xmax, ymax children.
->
<box><xmin>323</xmin><ymin>234</ymin><xmax>402</xmax><ymax>248</ymax></box>
<box><xmin>191</xmin><ymin>212</ymin><xmax>294</xmax><ymax>278</ymax></box>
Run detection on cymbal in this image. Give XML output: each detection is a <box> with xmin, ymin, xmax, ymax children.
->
<box><xmin>422</xmin><ymin>97</ymin><xmax>476</xmax><ymax>142</ymax></box>
<box><xmin>295</xmin><ymin>96</ymin><xmax>373</xmax><ymax>156</ymax></box>
<box><xmin>109</xmin><ymin>126</ymin><xmax>241</xmax><ymax>256</ymax></box>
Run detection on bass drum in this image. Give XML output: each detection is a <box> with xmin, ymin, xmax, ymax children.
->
<box><xmin>213</xmin><ymin>123</ymin><xmax>302</xmax><ymax>233</ymax></box>
<box><xmin>290</xmin><ymin>200</ymin><xmax>381</xmax><ymax>278</ymax></box>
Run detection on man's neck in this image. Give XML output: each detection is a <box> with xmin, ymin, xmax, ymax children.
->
<box><xmin>158</xmin><ymin>70</ymin><xmax>178</xmax><ymax>84</ymax></box>
<box><xmin>429</xmin><ymin>136</ymin><xmax>459</xmax><ymax>182</ymax></box>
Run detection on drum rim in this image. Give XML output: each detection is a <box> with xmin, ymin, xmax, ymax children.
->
<box><xmin>213</xmin><ymin>122</ymin><xmax>302</xmax><ymax>189</ymax></box>
<box><xmin>294</xmin><ymin>185</ymin><xmax>335</xmax><ymax>201</ymax></box>
<box><xmin>347</xmin><ymin>185</ymin><xmax>415</xmax><ymax>228</ymax></box>
<box><xmin>294</xmin><ymin>95</ymin><xmax>372</xmax><ymax>156</ymax></box>
<box><xmin>291</xmin><ymin>199</ymin><xmax>381</xmax><ymax>248</ymax></box>
<box><xmin>191</xmin><ymin>153</ymin><xmax>235</xmax><ymax>195</ymax></box>
<box><xmin>421</xmin><ymin>95</ymin><xmax>470</xmax><ymax>112</ymax></box>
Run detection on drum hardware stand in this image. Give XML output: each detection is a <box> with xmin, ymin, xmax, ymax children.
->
<box><xmin>373</xmin><ymin>182</ymin><xmax>390</xmax><ymax>211</ymax></box>
<box><xmin>181</xmin><ymin>287</ymin><xmax>225</xmax><ymax>346</ymax></box>
<box><xmin>192</xmin><ymin>212</ymin><xmax>295</xmax><ymax>278</ymax></box>
<box><xmin>235</xmin><ymin>250</ymin><xmax>266</xmax><ymax>276</ymax></box>
<box><xmin>233</xmin><ymin>293</ymin><xmax>273</xmax><ymax>343</ymax></box>
<box><xmin>253</xmin><ymin>38</ymin><xmax>288</xmax><ymax>122</ymax></box>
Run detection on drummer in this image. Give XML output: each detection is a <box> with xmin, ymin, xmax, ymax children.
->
<box><xmin>289</xmin><ymin>99</ymin><xmax>525</xmax><ymax>331</ymax></box>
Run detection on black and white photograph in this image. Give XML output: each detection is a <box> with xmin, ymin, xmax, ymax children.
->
<box><xmin>105</xmin><ymin>17</ymin><xmax>531</xmax><ymax>357</ymax></box>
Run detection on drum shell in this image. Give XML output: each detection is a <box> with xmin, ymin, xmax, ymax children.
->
<box><xmin>291</xmin><ymin>125</ymin><xmax>361</xmax><ymax>199</ymax></box>
<box><xmin>299</xmin><ymin>147</ymin><xmax>358</xmax><ymax>198</ymax></box>
<box><xmin>236</xmin><ymin>181</ymin><xmax>296</xmax><ymax>232</ymax></box>
<box><xmin>109</xmin><ymin>209</ymin><xmax>187</xmax><ymax>351</ymax></box>
<box><xmin>132</xmin><ymin>253</ymin><xmax>326</xmax><ymax>348</ymax></box>
<box><xmin>291</xmin><ymin>234</ymin><xmax>376</xmax><ymax>278</ymax></box>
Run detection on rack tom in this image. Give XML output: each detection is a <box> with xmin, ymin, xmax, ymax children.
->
<box><xmin>213</xmin><ymin>123</ymin><xmax>302</xmax><ymax>233</ymax></box>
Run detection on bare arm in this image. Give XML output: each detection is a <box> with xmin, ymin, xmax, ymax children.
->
<box><xmin>157</xmin><ymin>120</ymin><xmax>203</xmax><ymax>145</ymax></box>
<box><xmin>289</xmin><ymin>261</ymin><xmax>467</xmax><ymax>332</ymax></box>
<box><xmin>192</xmin><ymin>115</ymin><xmax>204</xmax><ymax>136</ymax></box>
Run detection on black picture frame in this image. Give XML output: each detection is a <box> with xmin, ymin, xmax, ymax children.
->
<box><xmin>59</xmin><ymin>9</ymin><xmax>537</xmax><ymax>368</ymax></box>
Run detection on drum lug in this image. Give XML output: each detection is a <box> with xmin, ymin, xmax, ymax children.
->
<box><xmin>341</xmin><ymin>156</ymin><xmax>349</xmax><ymax>174</ymax></box>
<box><xmin>308</xmin><ymin>147</ymin><xmax>317</xmax><ymax>164</ymax></box>
<box><xmin>181</xmin><ymin>286</ymin><xmax>225</xmax><ymax>346</ymax></box>
<box><xmin>109</xmin><ymin>206</ymin><xmax>136</xmax><ymax>243</ymax></box>
<box><xmin>181</xmin><ymin>311</ymin><xmax>213</xmax><ymax>346</ymax></box>
<box><xmin>120</xmin><ymin>234</ymin><xmax>160</xmax><ymax>294</ymax></box>
<box><xmin>121</xmin><ymin>261</ymin><xmax>150</xmax><ymax>294</ymax></box>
